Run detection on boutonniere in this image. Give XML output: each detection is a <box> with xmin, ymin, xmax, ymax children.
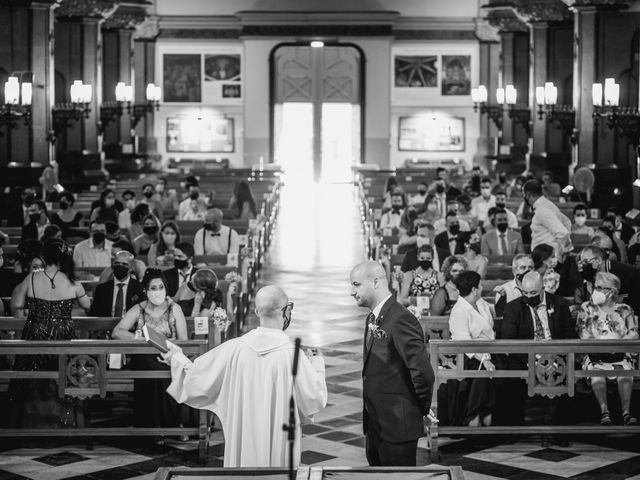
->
<box><xmin>547</xmin><ymin>307</ymin><xmax>555</xmax><ymax>316</ymax></box>
<box><xmin>368</xmin><ymin>322</ymin><xmax>388</xmax><ymax>339</ymax></box>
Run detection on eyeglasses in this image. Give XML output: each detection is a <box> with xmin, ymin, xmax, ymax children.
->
<box><xmin>594</xmin><ymin>285</ymin><xmax>614</xmax><ymax>293</ymax></box>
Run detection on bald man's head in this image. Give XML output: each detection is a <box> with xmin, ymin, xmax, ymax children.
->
<box><xmin>255</xmin><ymin>285</ymin><xmax>289</xmax><ymax>327</ymax></box>
<box><xmin>204</xmin><ymin>209</ymin><xmax>223</xmax><ymax>232</ymax></box>
<box><xmin>520</xmin><ymin>271</ymin><xmax>544</xmax><ymax>306</ymax></box>
<box><xmin>350</xmin><ymin>261</ymin><xmax>390</xmax><ymax>309</ymax></box>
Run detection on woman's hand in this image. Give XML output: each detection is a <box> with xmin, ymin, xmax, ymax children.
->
<box><xmin>228</xmin><ymin>282</ymin><xmax>238</xmax><ymax>297</ymax></box>
<box><xmin>193</xmin><ymin>290</ymin><xmax>204</xmax><ymax>306</ymax></box>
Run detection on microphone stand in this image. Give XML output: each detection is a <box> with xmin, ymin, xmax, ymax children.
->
<box><xmin>283</xmin><ymin>337</ymin><xmax>301</xmax><ymax>480</ymax></box>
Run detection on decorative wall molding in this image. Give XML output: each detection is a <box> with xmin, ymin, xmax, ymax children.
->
<box><xmin>55</xmin><ymin>0</ymin><xmax>118</xmax><ymax>19</ymax></box>
<box><xmin>394</xmin><ymin>30</ymin><xmax>477</xmax><ymax>40</ymax></box>
<box><xmin>484</xmin><ymin>4</ymin><xmax>529</xmax><ymax>33</ymax></box>
<box><xmin>561</xmin><ymin>0</ymin><xmax>633</xmax><ymax>8</ymax></box>
<box><xmin>134</xmin><ymin>15</ymin><xmax>159</xmax><ymax>39</ymax></box>
<box><xmin>474</xmin><ymin>18</ymin><xmax>501</xmax><ymax>42</ymax></box>
<box><xmin>512</xmin><ymin>0</ymin><xmax>573</xmax><ymax>23</ymax></box>
<box><xmin>240</xmin><ymin>24</ymin><xmax>393</xmax><ymax>37</ymax></box>
<box><xmin>159</xmin><ymin>28</ymin><xmax>241</xmax><ymax>39</ymax></box>
<box><xmin>103</xmin><ymin>5</ymin><xmax>148</xmax><ymax>30</ymax></box>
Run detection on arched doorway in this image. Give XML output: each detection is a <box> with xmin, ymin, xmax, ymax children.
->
<box><xmin>271</xmin><ymin>43</ymin><xmax>364</xmax><ymax>183</ymax></box>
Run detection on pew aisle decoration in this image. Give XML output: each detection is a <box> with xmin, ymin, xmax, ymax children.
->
<box><xmin>407</xmin><ymin>305</ymin><xmax>421</xmax><ymax>320</ymax></box>
<box><xmin>210</xmin><ymin>306</ymin><xmax>231</xmax><ymax>332</ymax></box>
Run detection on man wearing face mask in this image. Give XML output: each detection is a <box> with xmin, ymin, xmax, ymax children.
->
<box><xmin>470</xmin><ymin>178</ymin><xmax>496</xmax><ymax>226</ymax></box>
<box><xmin>90</xmin><ymin>251</ymin><xmax>143</xmax><ymax>317</ymax></box>
<box><xmin>524</xmin><ymin>179</ymin><xmax>572</xmax><ymax>255</ymax></box>
<box><xmin>73</xmin><ymin>220</ymin><xmax>113</xmax><ymax>268</ymax></box>
<box><xmin>7</xmin><ymin>187</ymin><xmax>37</xmax><ymax>227</ymax></box>
<box><xmin>433</xmin><ymin>200</ymin><xmax>471</xmax><ymax>234</ymax></box>
<box><xmin>430</xmin><ymin>180</ymin><xmax>448</xmax><ymax>220</ymax></box>
<box><xmin>178</xmin><ymin>187</ymin><xmax>207</xmax><ymax>221</ymax></box>
<box><xmin>165</xmin><ymin>243</ymin><xmax>197</xmax><ymax>297</ymax></box>
<box><xmin>481</xmin><ymin>209</ymin><xmax>524</xmax><ymax>256</ymax></box>
<box><xmin>152</xmin><ymin>178</ymin><xmax>179</xmax><ymax>220</ymax></box>
<box><xmin>22</xmin><ymin>201</ymin><xmax>50</xmax><ymax>241</ymax></box>
<box><xmin>493</xmin><ymin>191</ymin><xmax>518</xmax><ymax>229</ymax></box>
<box><xmin>501</xmin><ymin>271</ymin><xmax>574</xmax><ymax>425</ymax></box>
<box><xmin>379</xmin><ymin>193</ymin><xmax>405</xmax><ymax>232</ymax></box>
<box><xmin>410</xmin><ymin>183</ymin><xmax>428</xmax><ymax>206</ymax></box>
<box><xmin>162</xmin><ymin>285</ymin><xmax>327</xmax><ymax>467</ymax></box>
<box><xmin>576</xmin><ymin>245</ymin><xmax>640</xmax><ymax>315</ymax></box>
<box><xmin>194</xmin><ymin>209</ymin><xmax>240</xmax><ymax>256</ymax></box>
<box><xmin>434</xmin><ymin>212</ymin><xmax>466</xmax><ymax>264</ymax></box>
<box><xmin>493</xmin><ymin>254</ymin><xmax>534</xmax><ymax>317</ymax></box>
<box><xmin>140</xmin><ymin>183</ymin><xmax>162</xmax><ymax>219</ymax></box>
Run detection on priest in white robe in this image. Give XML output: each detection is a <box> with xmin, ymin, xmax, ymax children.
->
<box><xmin>163</xmin><ymin>285</ymin><xmax>328</xmax><ymax>468</ymax></box>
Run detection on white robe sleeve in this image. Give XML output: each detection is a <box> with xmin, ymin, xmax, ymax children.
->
<box><xmin>294</xmin><ymin>354</ymin><xmax>328</xmax><ymax>421</ymax></box>
<box><xmin>166</xmin><ymin>347</ymin><xmax>228</xmax><ymax>413</ymax></box>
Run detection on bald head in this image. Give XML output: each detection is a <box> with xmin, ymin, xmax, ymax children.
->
<box><xmin>521</xmin><ymin>271</ymin><xmax>542</xmax><ymax>293</ymax></box>
<box><xmin>350</xmin><ymin>261</ymin><xmax>390</xmax><ymax>309</ymax></box>
<box><xmin>591</xmin><ymin>232</ymin><xmax>613</xmax><ymax>250</ymax></box>
<box><xmin>255</xmin><ymin>285</ymin><xmax>289</xmax><ymax>323</ymax></box>
<box><xmin>205</xmin><ymin>208</ymin><xmax>223</xmax><ymax>224</ymax></box>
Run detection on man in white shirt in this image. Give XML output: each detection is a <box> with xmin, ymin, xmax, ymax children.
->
<box><xmin>433</xmin><ymin>199</ymin><xmax>471</xmax><ymax>234</ymax></box>
<box><xmin>470</xmin><ymin>177</ymin><xmax>496</xmax><ymax>226</ymax></box>
<box><xmin>494</xmin><ymin>191</ymin><xmax>518</xmax><ymax>229</ymax></box>
<box><xmin>524</xmin><ymin>180</ymin><xmax>572</xmax><ymax>255</ymax></box>
<box><xmin>73</xmin><ymin>220</ymin><xmax>113</xmax><ymax>268</ymax></box>
<box><xmin>178</xmin><ymin>187</ymin><xmax>208</xmax><ymax>220</ymax></box>
<box><xmin>194</xmin><ymin>209</ymin><xmax>240</xmax><ymax>256</ymax></box>
<box><xmin>378</xmin><ymin>193</ymin><xmax>404</xmax><ymax>232</ymax></box>
<box><xmin>410</xmin><ymin>183</ymin><xmax>428</xmax><ymax>207</ymax></box>
<box><xmin>163</xmin><ymin>285</ymin><xmax>327</xmax><ymax>468</ymax></box>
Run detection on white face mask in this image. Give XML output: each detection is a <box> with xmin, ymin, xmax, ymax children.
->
<box><xmin>105</xmin><ymin>198</ymin><xmax>115</xmax><ymax>208</ymax></box>
<box><xmin>591</xmin><ymin>290</ymin><xmax>608</xmax><ymax>306</ymax></box>
<box><xmin>147</xmin><ymin>289</ymin><xmax>166</xmax><ymax>306</ymax></box>
<box><xmin>574</xmin><ymin>216</ymin><xmax>586</xmax><ymax>227</ymax></box>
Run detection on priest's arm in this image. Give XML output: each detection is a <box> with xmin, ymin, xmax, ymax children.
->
<box><xmin>295</xmin><ymin>353</ymin><xmax>328</xmax><ymax>421</ymax></box>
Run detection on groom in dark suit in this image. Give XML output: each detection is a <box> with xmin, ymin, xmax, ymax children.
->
<box><xmin>350</xmin><ymin>261</ymin><xmax>434</xmax><ymax>466</ymax></box>
<box><xmin>433</xmin><ymin>212</ymin><xmax>467</xmax><ymax>264</ymax></box>
<box><xmin>89</xmin><ymin>251</ymin><xmax>143</xmax><ymax>318</ymax></box>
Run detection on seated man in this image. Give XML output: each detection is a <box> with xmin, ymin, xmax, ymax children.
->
<box><xmin>73</xmin><ymin>220</ymin><xmax>113</xmax><ymax>268</ymax></box>
<box><xmin>493</xmin><ymin>253</ymin><xmax>534</xmax><ymax>317</ymax></box>
<box><xmin>89</xmin><ymin>250</ymin><xmax>143</xmax><ymax>317</ymax></box>
<box><xmin>470</xmin><ymin>177</ymin><xmax>496</xmax><ymax>227</ymax></box>
<box><xmin>433</xmin><ymin>212</ymin><xmax>466</xmax><ymax>265</ymax></box>
<box><xmin>378</xmin><ymin>192</ymin><xmax>405</xmax><ymax>232</ymax></box>
<box><xmin>165</xmin><ymin>242</ymin><xmax>197</xmax><ymax>297</ymax></box>
<box><xmin>541</xmin><ymin>170</ymin><xmax>562</xmax><ymax>198</ymax></box>
<box><xmin>481</xmin><ymin>208</ymin><xmax>524</xmax><ymax>256</ymax></box>
<box><xmin>493</xmin><ymin>190</ymin><xmax>518</xmax><ymax>229</ymax></box>
<box><xmin>97</xmin><ymin>240</ymin><xmax>146</xmax><ymax>284</ymax></box>
<box><xmin>194</xmin><ymin>209</ymin><xmax>240</xmax><ymax>256</ymax></box>
<box><xmin>432</xmin><ymin>199</ymin><xmax>471</xmax><ymax>235</ymax></box>
<box><xmin>571</xmin><ymin>203</ymin><xmax>595</xmax><ymax>238</ymax></box>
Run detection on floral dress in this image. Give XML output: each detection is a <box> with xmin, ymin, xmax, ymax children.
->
<box><xmin>409</xmin><ymin>269</ymin><xmax>439</xmax><ymax>298</ymax></box>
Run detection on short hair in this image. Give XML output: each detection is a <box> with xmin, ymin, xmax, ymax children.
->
<box><xmin>532</xmin><ymin>243</ymin><xmax>554</xmax><ymax>269</ymax></box>
<box><xmin>43</xmin><ymin>224</ymin><xmax>61</xmax><ymax>239</ymax></box>
<box><xmin>436</xmin><ymin>167</ymin><xmax>447</xmax><ymax>175</ymax></box>
<box><xmin>390</xmin><ymin>192</ymin><xmax>404</xmax><ymax>200</ymax></box>
<box><xmin>105</xmin><ymin>221</ymin><xmax>120</xmax><ymax>235</ymax></box>
<box><xmin>581</xmin><ymin>245</ymin><xmax>605</xmax><ymax>260</ymax></box>
<box><xmin>176</xmin><ymin>241</ymin><xmax>194</xmax><ymax>258</ymax></box>
<box><xmin>113</xmin><ymin>239</ymin><xmax>135</xmax><ymax>255</ymax></box>
<box><xmin>442</xmin><ymin>255</ymin><xmax>468</xmax><ymax>281</ymax></box>
<box><xmin>453</xmin><ymin>270</ymin><xmax>481</xmax><ymax>297</ymax></box>
<box><xmin>573</xmin><ymin>203</ymin><xmax>587</xmax><ymax>214</ymax></box>
<box><xmin>89</xmin><ymin>219</ymin><xmax>106</xmax><ymax>229</ymax></box>
<box><xmin>446</xmin><ymin>198</ymin><xmax>459</xmax><ymax>205</ymax></box>
<box><xmin>142</xmin><ymin>183</ymin><xmax>154</xmax><ymax>191</ymax></box>
<box><xmin>184</xmin><ymin>175</ymin><xmax>199</xmax><ymax>188</ymax></box>
<box><xmin>142</xmin><ymin>214</ymin><xmax>159</xmax><ymax>226</ymax></box>
<box><xmin>494</xmin><ymin>189</ymin><xmax>506</xmax><ymax>197</ymax></box>
<box><xmin>512</xmin><ymin>253</ymin><xmax>532</xmax><ymax>268</ymax></box>
<box><xmin>481</xmin><ymin>177</ymin><xmax>492</xmax><ymax>185</ymax></box>
<box><xmin>456</xmin><ymin>193</ymin><xmax>471</xmax><ymax>208</ymax></box>
<box><xmin>543</xmin><ymin>170</ymin><xmax>554</xmax><ymax>179</ymax></box>
<box><xmin>523</xmin><ymin>179</ymin><xmax>543</xmax><ymax>196</ymax></box>
<box><xmin>494</xmin><ymin>208</ymin><xmax>508</xmax><ymax>218</ymax></box>
<box><xmin>602</xmin><ymin>214</ymin><xmax>617</xmax><ymax>226</ymax></box>
<box><xmin>595</xmin><ymin>271</ymin><xmax>621</xmax><ymax>293</ymax></box>
<box><xmin>122</xmin><ymin>189</ymin><xmax>136</xmax><ymax>199</ymax></box>
<box><xmin>58</xmin><ymin>191</ymin><xmax>75</xmax><ymax>205</ymax></box>
<box><xmin>417</xmin><ymin>245</ymin><xmax>434</xmax><ymax>256</ymax></box>
<box><xmin>419</xmin><ymin>182</ymin><xmax>428</xmax><ymax>188</ymax></box>
<box><xmin>141</xmin><ymin>268</ymin><xmax>169</xmax><ymax>292</ymax></box>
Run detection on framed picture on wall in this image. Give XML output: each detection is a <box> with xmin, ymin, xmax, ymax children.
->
<box><xmin>204</xmin><ymin>54</ymin><xmax>241</xmax><ymax>82</ymax></box>
<box><xmin>398</xmin><ymin>115</ymin><xmax>465</xmax><ymax>152</ymax></box>
<box><xmin>163</xmin><ymin>54</ymin><xmax>202</xmax><ymax>102</ymax></box>
<box><xmin>441</xmin><ymin>55</ymin><xmax>471</xmax><ymax>95</ymax></box>
<box><xmin>166</xmin><ymin>116</ymin><xmax>234</xmax><ymax>153</ymax></box>
<box><xmin>394</xmin><ymin>55</ymin><xmax>438</xmax><ymax>88</ymax></box>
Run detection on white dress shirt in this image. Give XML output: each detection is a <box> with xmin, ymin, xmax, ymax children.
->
<box><xmin>194</xmin><ymin>225</ymin><xmax>240</xmax><ymax>256</ymax></box>
<box><xmin>72</xmin><ymin>238</ymin><xmax>113</xmax><ymax>267</ymax></box>
<box><xmin>433</xmin><ymin>218</ymin><xmax>470</xmax><ymax>235</ymax></box>
<box><xmin>449</xmin><ymin>296</ymin><xmax>495</xmax><ymax>358</ymax></box>
<box><xmin>410</xmin><ymin>193</ymin><xmax>427</xmax><ymax>206</ymax></box>
<box><xmin>118</xmin><ymin>209</ymin><xmax>132</xmax><ymax>229</ymax></box>
<box><xmin>112</xmin><ymin>277</ymin><xmax>130</xmax><ymax>317</ymax></box>
<box><xmin>531</xmin><ymin>196</ymin><xmax>572</xmax><ymax>255</ymax></box>
<box><xmin>371</xmin><ymin>293</ymin><xmax>393</xmax><ymax>321</ymax></box>
<box><xmin>471</xmin><ymin>195</ymin><xmax>496</xmax><ymax>223</ymax></box>
<box><xmin>505</xmin><ymin>209</ymin><xmax>519</xmax><ymax>229</ymax></box>
<box><xmin>379</xmin><ymin>209</ymin><xmax>403</xmax><ymax>230</ymax></box>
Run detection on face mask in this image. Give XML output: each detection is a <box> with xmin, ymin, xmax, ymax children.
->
<box><xmin>515</xmin><ymin>272</ymin><xmax>527</xmax><ymax>283</ymax></box>
<box><xmin>105</xmin><ymin>198</ymin><xmax>115</xmax><ymax>208</ymax></box>
<box><xmin>23</xmin><ymin>194</ymin><xmax>36</xmax><ymax>206</ymax></box>
<box><xmin>391</xmin><ymin>205</ymin><xmax>402</xmax><ymax>212</ymax></box>
<box><xmin>580</xmin><ymin>263</ymin><xmax>598</xmax><ymax>282</ymax></box>
<box><xmin>468</xmin><ymin>242</ymin><xmax>481</xmax><ymax>254</ymax></box>
<box><xmin>407</xmin><ymin>209</ymin><xmax>417</xmax><ymax>220</ymax></box>
<box><xmin>523</xmin><ymin>294</ymin><xmax>541</xmax><ymax>307</ymax></box>
<box><xmin>29</xmin><ymin>213</ymin><xmax>41</xmax><ymax>222</ymax></box>
<box><xmin>449</xmin><ymin>224</ymin><xmax>460</xmax><ymax>235</ymax></box>
<box><xmin>143</xmin><ymin>225</ymin><xmax>159</xmax><ymax>236</ymax></box>
<box><xmin>204</xmin><ymin>223</ymin><xmax>214</xmax><ymax>231</ymax></box>
<box><xmin>162</xmin><ymin>233</ymin><xmax>176</xmax><ymax>244</ymax></box>
<box><xmin>436</xmin><ymin>185</ymin><xmax>445</xmax><ymax>194</ymax></box>
<box><xmin>147</xmin><ymin>289</ymin><xmax>166</xmax><ymax>306</ymax></box>
<box><xmin>416</xmin><ymin>236</ymin><xmax>429</xmax><ymax>248</ymax></box>
<box><xmin>496</xmin><ymin>222</ymin><xmax>509</xmax><ymax>233</ymax></box>
<box><xmin>143</xmin><ymin>191</ymin><xmax>154</xmax><ymax>199</ymax></box>
<box><xmin>282</xmin><ymin>311</ymin><xmax>292</xmax><ymax>330</ymax></box>
<box><xmin>574</xmin><ymin>216</ymin><xmax>586</xmax><ymax>226</ymax></box>
<box><xmin>427</xmin><ymin>204</ymin><xmax>437</xmax><ymax>212</ymax></box>
<box><xmin>418</xmin><ymin>189</ymin><xmax>427</xmax><ymax>195</ymax></box>
<box><xmin>495</xmin><ymin>202</ymin><xmax>505</xmax><ymax>209</ymax></box>
<box><xmin>92</xmin><ymin>232</ymin><xmax>106</xmax><ymax>244</ymax></box>
<box><xmin>60</xmin><ymin>201</ymin><xmax>69</xmax><ymax>210</ymax></box>
<box><xmin>190</xmin><ymin>191</ymin><xmax>200</xmax><ymax>200</ymax></box>
<box><xmin>174</xmin><ymin>258</ymin><xmax>189</xmax><ymax>270</ymax></box>
<box><xmin>418</xmin><ymin>260</ymin><xmax>432</xmax><ymax>270</ymax></box>
<box><xmin>155</xmin><ymin>184</ymin><xmax>165</xmax><ymax>193</ymax></box>
<box><xmin>113</xmin><ymin>264</ymin><xmax>130</xmax><ymax>281</ymax></box>
<box><xmin>591</xmin><ymin>290</ymin><xmax>608</xmax><ymax>305</ymax></box>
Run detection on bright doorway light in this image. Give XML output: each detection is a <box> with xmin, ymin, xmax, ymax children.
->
<box><xmin>321</xmin><ymin>103</ymin><xmax>360</xmax><ymax>183</ymax></box>
<box><xmin>274</xmin><ymin>102</ymin><xmax>314</xmax><ymax>184</ymax></box>
<box><xmin>310</xmin><ymin>41</ymin><xmax>324</xmax><ymax>48</ymax></box>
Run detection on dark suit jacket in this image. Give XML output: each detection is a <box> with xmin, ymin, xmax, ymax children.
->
<box><xmin>362</xmin><ymin>296</ymin><xmax>435</xmax><ymax>443</ymax></box>
<box><xmin>434</xmin><ymin>230</ymin><xmax>467</xmax><ymax>265</ymax></box>
<box><xmin>89</xmin><ymin>278</ymin><xmax>143</xmax><ymax>317</ymax></box>
<box><xmin>165</xmin><ymin>267</ymin><xmax>197</xmax><ymax>298</ymax></box>
<box><xmin>608</xmin><ymin>260</ymin><xmax>640</xmax><ymax>315</ymax></box>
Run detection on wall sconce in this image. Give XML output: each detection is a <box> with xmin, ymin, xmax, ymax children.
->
<box><xmin>503</xmin><ymin>84</ymin><xmax>532</xmax><ymax>137</ymax></box>
<box><xmin>471</xmin><ymin>84</ymin><xmax>504</xmax><ymax>130</ymax></box>
<box><xmin>536</xmin><ymin>81</ymin><xmax>577</xmax><ymax>145</ymax></box>
<box><xmin>50</xmin><ymin>80</ymin><xmax>92</xmax><ymax>142</ymax></box>
<box><xmin>130</xmin><ymin>83</ymin><xmax>161</xmax><ymax>129</ymax></box>
<box><xmin>592</xmin><ymin>77</ymin><xmax>640</xmax><ymax>144</ymax></box>
<box><xmin>99</xmin><ymin>81</ymin><xmax>133</xmax><ymax>134</ymax></box>
<box><xmin>0</xmin><ymin>72</ymin><xmax>33</xmax><ymax>133</ymax></box>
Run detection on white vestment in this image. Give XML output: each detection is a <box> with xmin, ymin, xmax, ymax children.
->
<box><xmin>167</xmin><ymin>327</ymin><xmax>327</xmax><ymax>468</ymax></box>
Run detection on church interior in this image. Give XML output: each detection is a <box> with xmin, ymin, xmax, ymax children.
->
<box><xmin>1</xmin><ymin>0</ymin><xmax>640</xmax><ymax>478</ymax></box>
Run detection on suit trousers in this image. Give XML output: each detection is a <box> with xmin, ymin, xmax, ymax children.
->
<box><xmin>365</xmin><ymin>422</ymin><xmax>418</xmax><ymax>466</ymax></box>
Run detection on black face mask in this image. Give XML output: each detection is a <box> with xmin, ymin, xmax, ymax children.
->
<box><xmin>174</xmin><ymin>258</ymin><xmax>189</xmax><ymax>270</ymax></box>
<box><xmin>449</xmin><ymin>224</ymin><xmax>460</xmax><ymax>236</ymax></box>
<box><xmin>59</xmin><ymin>201</ymin><xmax>69</xmax><ymax>210</ymax></box>
<box><xmin>418</xmin><ymin>260</ymin><xmax>432</xmax><ymax>270</ymax></box>
<box><xmin>29</xmin><ymin>213</ymin><xmax>41</xmax><ymax>222</ymax></box>
<box><xmin>496</xmin><ymin>222</ymin><xmax>509</xmax><ymax>233</ymax></box>
<box><xmin>391</xmin><ymin>205</ymin><xmax>402</xmax><ymax>212</ymax></box>
<box><xmin>143</xmin><ymin>191</ymin><xmax>154</xmax><ymax>199</ymax></box>
<box><xmin>436</xmin><ymin>184</ymin><xmax>445</xmax><ymax>194</ymax></box>
<box><xmin>92</xmin><ymin>232</ymin><xmax>106</xmax><ymax>244</ymax></box>
<box><xmin>143</xmin><ymin>225</ymin><xmax>159</xmax><ymax>236</ymax></box>
<box><xmin>282</xmin><ymin>311</ymin><xmax>292</xmax><ymax>331</ymax></box>
<box><xmin>23</xmin><ymin>194</ymin><xmax>36</xmax><ymax>206</ymax></box>
<box><xmin>495</xmin><ymin>202</ymin><xmax>505</xmax><ymax>209</ymax></box>
<box><xmin>580</xmin><ymin>264</ymin><xmax>598</xmax><ymax>282</ymax></box>
<box><xmin>190</xmin><ymin>191</ymin><xmax>200</xmax><ymax>200</ymax></box>
<box><xmin>468</xmin><ymin>242</ymin><xmax>481</xmax><ymax>254</ymax></box>
<box><xmin>113</xmin><ymin>264</ymin><xmax>130</xmax><ymax>281</ymax></box>
<box><xmin>515</xmin><ymin>272</ymin><xmax>526</xmax><ymax>283</ymax></box>
<box><xmin>407</xmin><ymin>209</ymin><xmax>417</xmax><ymax>220</ymax></box>
<box><xmin>204</xmin><ymin>223</ymin><xmax>214</xmax><ymax>231</ymax></box>
<box><xmin>523</xmin><ymin>294</ymin><xmax>541</xmax><ymax>308</ymax></box>
<box><xmin>418</xmin><ymin>189</ymin><xmax>427</xmax><ymax>195</ymax></box>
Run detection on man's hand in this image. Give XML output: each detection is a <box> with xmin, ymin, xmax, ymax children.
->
<box><xmin>160</xmin><ymin>341</ymin><xmax>182</xmax><ymax>365</ymax></box>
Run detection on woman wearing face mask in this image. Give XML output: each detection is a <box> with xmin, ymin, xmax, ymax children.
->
<box><xmin>51</xmin><ymin>192</ymin><xmax>85</xmax><ymax>240</ymax></box>
<box><xmin>133</xmin><ymin>214</ymin><xmax>160</xmax><ymax>256</ymax></box>
<box><xmin>462</xmin><ymin>232</ymin><xmax>488</xmax><ymax>279</ymax></box>
<box><xmin>112</xmin><ymin>268</ymin><xmax>188</xmax><ymax>438</ymax></box>
<box><xmin>421</xmin><ymin>193</ymin><xmax>441</xmax><ymax>224</ymax></box>
<box><xmin>575</xmin><ymin>272</ymin><xmax>638</xmax><ymax>426</ymax></box>
<box><xmin>571</xmin><ymin>205</ymin><xmax>595</xmax><ymax>237</ymax></box>
<box><xmin>90</xmin><ymin>189</ymin><xmax>119</xmax><ymax>224</ymax></box>
<box><xmin>148</xmin><ymin>221</ymin><xmax>181</xmax><ymax>267</ymax></box>
<box><xmin>431</xmin><ymin>255</ymin><xmax>468</xmax><ymax>316</ymax></box>
<box><xmin>398</xmin><ymin>245</ymin><xmax>440</xmax><ymax>307</ymax></box>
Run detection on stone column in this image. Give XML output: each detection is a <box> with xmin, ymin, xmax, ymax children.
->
<box><xmin>133</xmin><ymin>16</ymin><xmax>159</xmax><ymax>152</ymax></box>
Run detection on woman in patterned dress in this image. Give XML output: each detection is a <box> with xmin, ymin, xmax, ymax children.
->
<box><xmin>398</xmin><ymin>245</ymin><xmax>440</xmax><ymax>307</ymax></box>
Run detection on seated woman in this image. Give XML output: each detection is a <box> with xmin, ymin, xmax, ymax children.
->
<box><xmin>228</xmin><ymin>181</ymin><xmax>257</xmax><ymax>221</ymax></box>
<box><xmin>90</xmin><ymin>189</ymin><xmax>119</xmax><ymax>225</ymax></box>
<box><xmin>112</xmin><ymin>268</ymin><xmax>189</xmax><ymax>437</ymax></box>
<box><xmin>532</xmin><ymin>243</ymin><xmax>558</xmax><ymax>277</ymax></box>
<box><xmin>462</xmin><ymin>232</ymin><xmax>488</xmax><ymax>278</ymax></box>
<box><xmin>129</xmin><ymin>203</ymin><xmax>150</xmax><ymax>241</ymax></box>
<box><xmin>148</xmin><ymin>221</ymin><xmax>181</xmax><ymax>267</ymax></box>
<box><xmin>174</xmin><ymin>269</ymin><xmax>237</xmax><ymax>324</ymax></box>
<box><xmin>133</xmin><ymin>214</ymin><xmax>160</xmax><ymax>256</ymax></box>
<box><xmin>575</xmin><ymin>271</ymin><xmax>638</xmax><ymax>426</ymax></box>
<box><xmin>431</xmin><ymin>255</ymin><xmax>467</xmax><ymax>316</ymax></box>
<box><xmin>398</xmin><ymin>245</ymin><xmax>439</xmax><ymax>307</ymax></box>
<box><xmin>447</xmin><ymin>270</ymin><xmax>496</xmax><ymax>427</ymax></box>
<box><xmin>50</xmin><ymin>191</ymin><xmax>87</xmax><ymax>241</ymax></box>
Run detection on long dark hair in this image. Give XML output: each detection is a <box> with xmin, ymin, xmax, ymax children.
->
<box><xmin>98</xmin><ymin>189</ymin><xmax>116</xmax><ymax>209</ymax></box>
<box><xmin>43</xmin><ymin>239</ymin><xmax>76</xmax><ymax>282</ymax></box>
<box><xmin>234</xmin><ymin>181</ymin><xmax>257</xmax><ymax>218</ymax></box>
<box><xmin>191</xmin><ymin>268</ymin><xmax>223</xmax><ymax>309</ymax></box>
<box><xmin>156</xmin><ymin>221</ymin><xmax>181</xmax><ymax>257</ymax></box>
<box><xmin>131</xmin><ymin>203</ymin><xmax>150</xmax><ymax>225</ymax></box>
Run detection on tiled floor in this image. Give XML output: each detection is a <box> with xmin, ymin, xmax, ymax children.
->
<box><xmin>2</xmin><ymin>182</ymin><xmax>640</xmax><ymax>479</ymax></box>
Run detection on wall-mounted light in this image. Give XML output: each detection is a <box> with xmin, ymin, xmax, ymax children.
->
<box><xmin>1</xmin><ymin>72</ymin><xmax>33</xmax><ymax>132</ymax></box>
<box><xmin>100</xmin><ymin>82</ymin><xmax>133</xmax><ymax>134</ymax></box>
<box><xmin>502</xmin><ymin>85</ymin><xmax>531</xmax><ymax>137</ymax></box>
<box><xmin>131</xmin><ymin>83</ymin><xmax>162</xmax><ymax>129</ymax></box>
<box><xmin>536</xmin><ymin>81</ymin><xmax>576</xmax><ymax>145</ymax></box>
<box><xmin>49</xmin><ymin>78</ymin><xmax>92</xmax><ymax>143</ymax></box>
<box><xmin>471</xmin><ymin>84</ymin><xmax>504</xmax><ymax>131</ymax></box>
